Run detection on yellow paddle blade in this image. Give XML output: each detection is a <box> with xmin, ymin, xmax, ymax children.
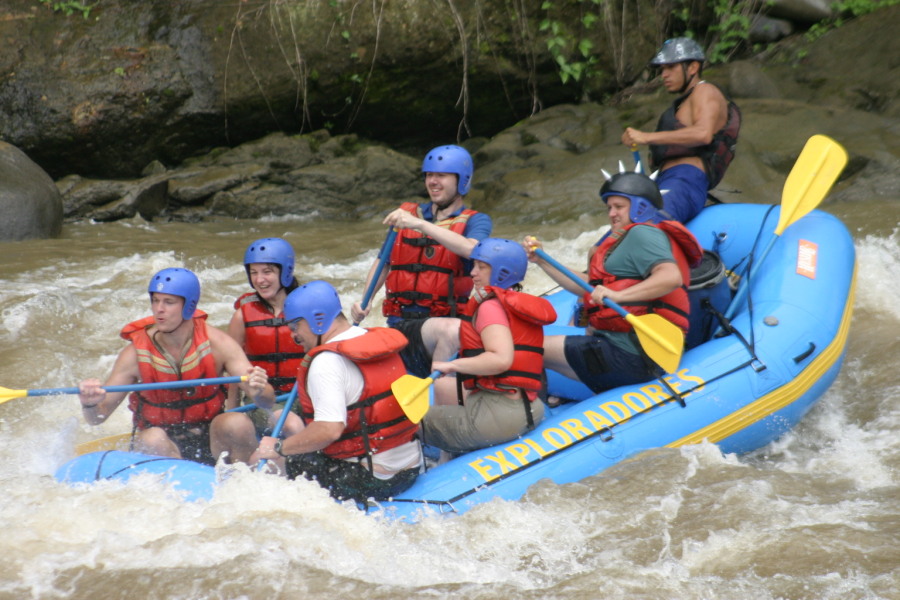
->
<box><xmin>777</xmin><ymin>134</ymin><xmax>848</xmax><ymax>236</ymax></box>
<box><xmin>0</xmin><ymin>387</ymin><xmax>28</xmax><ymax>405</ymax></box>
<box><xmin>75</xmin><ymin>433</ymin><xmax>132</xmax><ymax>456</ymax></box>
<box><xmin>390</xmin><ymin>374</ymin><xmax>433</xmax><ymax>424</ymax></box>
<box><xmin>624</xmin><ymin>313</ymin><xmax>684</xmax><ymax>374</ymax></box>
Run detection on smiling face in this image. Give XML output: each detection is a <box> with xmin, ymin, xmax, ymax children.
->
<box><xmin>247</xmin><ymin>263</ymin><xmax>283</xmax><ymax>302</ymax></box>
<box><xmin>150</xmin><ymin>292</ymin><xmax>186</xmax><ymax>333</ymax></box>
<box><xmin>424</xmin><ymin>172</ymin><xmax>460</xmax><ymax>209</ymax></box>
<box><xmin>605</xmin><ymin>195</ymin><xmax>633</xmax><ymax>229</ymax></box>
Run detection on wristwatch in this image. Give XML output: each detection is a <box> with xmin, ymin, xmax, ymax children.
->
<box><xmin>273</xmin><ymin>440</ymin><xmax>288</xmax><ymax>457</ymax></box>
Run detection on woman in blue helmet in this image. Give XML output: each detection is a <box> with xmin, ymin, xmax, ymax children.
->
<box><xmin>525</xmin><ymin>170</ymin><xmax>702</xmax><ymax>396</ymax></box>
<box><xmin>215</xmin><ymin>238</ymin><xmax>306</xmax><ymax>464</ymax></box>
<box><xmin>227</xmin><ymin>238</ymin><xmax>303</xmax><ymax>394</ymax></box>
<box><xmin>77</xmin><ymin>268</ymin><xmax>275</xmax><ymax>464</ymax></box>
<box><xmin>421</xmin><ymin>238</ymin><xmax>556</xmax><ymax>455</ymax></box>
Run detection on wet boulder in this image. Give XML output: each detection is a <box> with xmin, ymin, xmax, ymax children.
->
<box><xmin>0</xmin><ymin>142</ymin><xmax>62</xmax><ymax>241</ymax></box>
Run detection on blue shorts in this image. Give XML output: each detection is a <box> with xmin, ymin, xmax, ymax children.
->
<box><xmin>563</xmin><ymin>333</ymin><xmax>660</xmax><ymax>394</ymax></box>
<box><xmin>657</xmin><ymin>164</ymin><xmax>709</xmax><ymax>224</ymax></box>
<box><xmin>391</xmin><ymin>318</ymin><xmax>432</xmax><ymax>378</ymax></box>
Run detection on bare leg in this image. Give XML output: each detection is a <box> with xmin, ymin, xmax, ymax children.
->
<box><xmin>209</xmin><ymin>412</ymin><xmax>259</xmax><ymax>464</ymax></box>
<box><xmin>421</xmin><ymin>317</ymin><xmax>461</xmax><ymax>363</ymax></box>
<box><xmin>134</xmin><ymin>427</ymin><xmax>181</xmax><ymax>458</ymax></box>
<box><xmin>544</xmin><ymin>334</ymin><xmax>580</xmax><ymax>381</ymax></box>
<box><xmin>268</xmin><ymin>409</ymin><xmax>305</xmax><ymax>437</ymax></box>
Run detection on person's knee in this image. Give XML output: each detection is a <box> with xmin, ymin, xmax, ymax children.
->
<box><xmin>426</xmin><ymin>318</ymin><xmax>460</xmax><ymax>358</ymax></box>
<box><xmin>279</xmin><ymin>412</ymin><xmax>305</xmax><ymax>436</ymax></box>
<box><xmin>210</xmin><ymin>413</ymin><xmax>255</xmax><ymax>443</ymax></box>
<box><xmin>135</xmin><ymin>427</ymin><xmax>176</xmax><ymax>455</ymax></box>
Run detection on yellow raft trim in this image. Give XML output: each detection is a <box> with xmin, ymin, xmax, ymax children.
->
<box><xmin>666</xmin><ymin>263</ymin><xmax>856</xmax><ymax>448</ymax></box>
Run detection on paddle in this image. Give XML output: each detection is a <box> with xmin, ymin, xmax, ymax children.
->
<box><xmin>226</xmin><ymin>390</ymin><xmax>292</xmax><ymax>413</ymax></box>
<box><xmin>631</xmin><ymin>144</ymin><xmax>643</xmax><ymax>173</ymax></box>
<box><xmin>532</xmin><ymin>246</ymin><xmax>684</xmax><ymax>374</ymax></box>
<box><xmin>389</xmin><ymin>370</ymin><xmax>438</xmax><ymax>424</ymax></box>
<box><xmin>75</xmin><ymin>433</ymin><xmax>133</xmax><ymax>455</ymax></box>
<box><xmin>354</xmin><ymin>227</ymin><xmax>399</xmax><ymax>325</ymax></box>
<box><xmin>0</xmin><ymin>375</ymin><xmax>247</xmax><ymax>407</ymax></box>
<box><xmin>723</xmin><ymin>134</ymin><xmax>848</xmax><ymax>320</ymax></box>
<box><xmin>74</xmin><ymin>391</ymin><xmax>294</xmax><ymax>456</ymax></box>
<box><xmin>258</xmin><ymin>382</ymin><xmax>299</xmax><ymax>471</ymax></box>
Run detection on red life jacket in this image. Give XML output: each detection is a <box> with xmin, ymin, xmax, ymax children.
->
<box><xmin>649</xmin><ymin>82</ymin><xmax>741</xmax><ymax>188</ymax></box>
<box><xmin>120</xmin><ymin>311</ymin><xmax>226</xmax><ymax>430</ymax></box>
<box><xmin>585</xmin><ymin>222</ymin><xmax>703</xmax><ymax>334</ymax></box>
<box><xmin>234</xmin><ymin>292</ymin><xmax>305</xmax><ymax>393</ymax></box>
<box><xmin>297</xmin><ymin>327</ymin><xmax>417</xmax><ymax>460</ymax></box>
<box><xmin>383</xmin><ymin>201</ymin><xmax>477</xmax><ymax>318</ymax></box>
<box><xmin>458</xmin><ymin>287</ymin><xmax>557</xmax><ymax>396</ymax></box>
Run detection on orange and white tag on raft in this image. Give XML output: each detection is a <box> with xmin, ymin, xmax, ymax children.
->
<box><xmin>796</xmin><ymin>239</ymin><xmax>818</xmax><ymax>279</ymax></box>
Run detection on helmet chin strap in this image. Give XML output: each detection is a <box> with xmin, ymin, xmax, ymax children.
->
<box><xmin>677</xmin><ymin>63</ymin><xmax>697</xmax><ymax>94</ymax></box>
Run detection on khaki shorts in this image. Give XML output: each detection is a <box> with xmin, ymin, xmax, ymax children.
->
<box><xmin>421</xmin><ymin>388</ymin><xmax>545</xmax><ymax>454</ymax></box>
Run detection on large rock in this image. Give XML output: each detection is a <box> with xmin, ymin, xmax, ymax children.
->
<box><xmin>765</xmin><ymin>0</ymin><xmax>833</xmax><ymax>23</ymax></box>
<box><xmin>0</xmin><ymin>142</ymin><xmax>62</xmax><ymax>241</ymax></box>
<box><xmin>0</xmin><ymin>0</ymin><xmax>665</xmax><ymax>179</ymax></box>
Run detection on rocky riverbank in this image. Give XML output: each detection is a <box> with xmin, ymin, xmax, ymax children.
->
<box><xmin>1</xmin><ymin>3</ymin><xmax>897</xmax><ymax>240</ymax></box>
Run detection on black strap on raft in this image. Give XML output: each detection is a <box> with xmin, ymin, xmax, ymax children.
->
<box><xmin>92</xmin><ymin>451</ymin><xmax>184</xmax><ymax>482</ymax></box>
<box><xmin>720</xmin><ymin>204</ymin><xmax>778</xmax><ymax>370</ymax></box>
<box><xmin>657</xmin><ymin>375</ymin><xmax>687</xmax><ymax>408</ymax></box>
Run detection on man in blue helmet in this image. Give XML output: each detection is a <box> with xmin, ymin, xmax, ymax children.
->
<box><xmin>78</xmin><ymin>268</ymin><xmax>276</xmax><ymax>465</ymax></box>
<box><xmin>621</xmin><ymin>37</ymin><xmax>741</xmax><ymax>224</ymax></box>
<box><xmin>351</xmin><ymin>144</ymin><xmax>493</xmax><ymax>378</ymax></box>
<box><xmin>255</xmin><ymin>280</ymin><xmax>422</xmax><ymax>503</ymax></box>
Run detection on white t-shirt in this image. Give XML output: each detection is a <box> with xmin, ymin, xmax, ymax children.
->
<box><xmin>307</xmin><ymin>326</ymin><xmax>422</xmax><ymax>478</ymax></box>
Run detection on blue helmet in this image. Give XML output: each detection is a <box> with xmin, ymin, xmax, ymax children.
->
<box><xmin>148</xmin><ymin>268</ymin><xmax>200</xmax><ymax>320</ymax></box>
<box><xmin>284</xmin><ymin>280</ymin><xmax>342</xmax><ymax>335</ymax></box>
<box><xmin>422</xmin><ymin>145</ymin><xmax>474</xmax><ymax>195</ymax></box>
<box><xmin>243</xmin><ymin>237</ymin><xmax>295</xmax><ymax>288</ymax></box>
<box><xmin>600</xmin><ymin>172</ymin><xmax>665</xmax><ymax>224</ymax></box>
<box><xmin>470</xmin><ymin>238</ymin><xmax>528</xmax><ymax>289</ymax></box>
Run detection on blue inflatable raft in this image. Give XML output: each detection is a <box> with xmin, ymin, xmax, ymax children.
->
<box><xmin>56</xmin><ymin>203</ymin><xmax>856</xmax><ymax>521</ymax></box>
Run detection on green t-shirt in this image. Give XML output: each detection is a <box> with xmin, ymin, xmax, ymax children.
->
<box><xmin>596</xmin><ymin>225</ymin><xmax>675</xmax><ymax>355</ymax></box>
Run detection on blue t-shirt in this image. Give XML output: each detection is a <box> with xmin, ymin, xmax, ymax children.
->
<box><xmin>417</xmin><ymin>202</ymin><xmax>493</xmax><ymax>241</ymax></box>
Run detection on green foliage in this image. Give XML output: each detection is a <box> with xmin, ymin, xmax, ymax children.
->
<box><xmin>39</xmin><ymin>0</ymin><xmax>92</xmax><ymax>19</ymax></box>
<box><xmin>671</xmin><ymin>0</ymin><xmax>755</xmax><ymax>64</ymax></box>
<box><xmin>539</xmin><ymin>0</ymin><xmax>605</xmax><ymax>85</ymax></box>
<box><xmin>706</xmin><ymin>2</ymin><xmax>752</xmax><ymax>63</ymax></box>
<box><xmin>806</xmin><ymin>0</ymin><xmax>898</xmax><ymax>41</ymax></box>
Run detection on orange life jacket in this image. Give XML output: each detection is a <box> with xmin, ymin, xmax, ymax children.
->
<box><xmin>585</xmin><ymin>221</ymin><xmax>703</xmax><ymax>334</ymax></box>
<box><xmin>458</xmin><ymin>287</ymin><xmax>557</xmax><ymax>396</ymax></box>
<box><xmin>121</xmin><ymin>311</ymin><xmax>226</xmax><ymax>430</ymax></box>
<box><xmin>383</xmin><ymin>201</ymin><xmax>477</xmax><ymax>318</ymax></box>
<box><xmin>234</xmin><ymin>292</ymin><xmax>305</xmax><ymax>393</ymax></box>
<box><xmin>297</xmin><ymin>327</ymin><xmax>417</xmax><ymax>460</ymax></box>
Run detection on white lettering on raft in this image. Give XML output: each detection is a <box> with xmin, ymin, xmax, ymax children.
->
<box><xmin>467</xmin><ymin>368</ymin><xmax>706</xmax><ymax>482</ymax></box>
